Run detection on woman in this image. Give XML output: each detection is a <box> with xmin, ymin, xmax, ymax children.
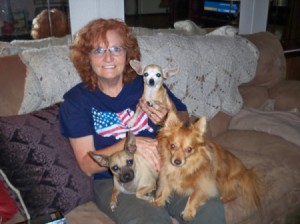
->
<box><xmin>59</xmin><ymin>18</ymin><xmax>225</xmax><ymax>224</ymax></box>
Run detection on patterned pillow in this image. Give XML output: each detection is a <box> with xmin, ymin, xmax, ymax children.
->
<box><xmin>0</xmin><ymin>103</ymin><xmax>94</xmax><ymax>218</ymax></box>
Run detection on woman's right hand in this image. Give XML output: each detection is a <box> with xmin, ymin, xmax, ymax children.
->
<box><xmin>135</xmin><ymin>136</ymin><xmax>161</xmax><ymax>173</ymax></box>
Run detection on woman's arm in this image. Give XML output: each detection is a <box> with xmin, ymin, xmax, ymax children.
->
<box><xmin>69</xmin><ymin>135</ymin><xmax>125</xmax><ymax>176</ymax></box>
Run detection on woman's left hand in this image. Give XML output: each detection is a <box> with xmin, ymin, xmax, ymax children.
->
<box><xmin>140</xmin><ymin>98</ymin><xmax>171</xmax><ymax>125</ymax></box>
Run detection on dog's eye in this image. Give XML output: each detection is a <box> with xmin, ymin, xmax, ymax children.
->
<box><xmin>185</xmin><ymin>147</ymin><xmax>193</xmax><ymax>153</ymax></box>
<box><xmin>127</xmin><ymin>159</ymin><xmax>133</xmax><ymax>166</ymax></box>
<box><xmin>111</xmin><ymin>165</ymin><xmax>119</xmax><ymax>171</ymax></box>
<box><xmin>156</xmin><ymin>73</ymin><xmax>161</xmax><ymax>78</ymax></box>
<box><xmin>170</xmin><ymin>144</ymin><xmax>176</xmax><ymax>150</ymax></box>
<box><xmin>143</xmin><ymin>72</ymin><xmax>149</xmax><ymax>77</ymax></box>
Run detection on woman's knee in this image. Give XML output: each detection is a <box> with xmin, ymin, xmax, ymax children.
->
<box><xmin>167</xmin><ymin>196</ymin><xmax>226</xmax><ymax>224</ymax></box>
<box><xmin>93</xmin><ymin>179</ymin><xmax>173</xmax><ymax>224</ymax></box>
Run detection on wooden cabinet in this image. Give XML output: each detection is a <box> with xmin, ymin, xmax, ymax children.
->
<box><xmin>282</xmin><ymin>0</ymin><xmax>300</xmax><ymax>80</ymax></box>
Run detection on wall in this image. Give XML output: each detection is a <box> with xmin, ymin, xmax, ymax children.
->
<box><xmin>69</xmin><ymin>0</ymin><xmax>124</xmax><ymax>36</ymax></box>
<box><xmin>239</xmin><ymin>0</ymin><xmax>269</xmax><ymax>34</ymax></box>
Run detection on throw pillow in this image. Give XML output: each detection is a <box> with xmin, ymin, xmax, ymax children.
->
<box><xmin>0</xmin><ymin>103</ymin><xmax>94</xmax><ymax>218</ymax></box>
<box><xmin>18</xmin><ymin>46</ymin><xmax>81</xmax><ymax>114</ymax></box>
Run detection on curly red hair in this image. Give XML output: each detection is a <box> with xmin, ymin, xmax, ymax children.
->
<box><xmin>70</xmin><ymin>19</ymin><xmax>141</xmax><ymax>90</ymax></box>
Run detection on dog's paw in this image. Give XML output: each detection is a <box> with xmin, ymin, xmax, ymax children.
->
<box><xmin>153</xmin><ymin>198</ymin><xmax>166</xmax><ymax>207</ymax></box>
<box><xmin>146</xmin><ymin>101</ymin><xmax>154</xmax><ymax>107</ymax></box>
<box><xmin>110</xmin><ymin>202</ymin><xmax>118</xmax><ymax>212</ymax></box>
<box><xmin>181</xmin><ymin>208</ymin><xmax>196</xmax><ymax>222</ymax></box>
<box><xmin>136</xmin><ymin>191</ymin><xmax>155</xmax><ymax>203</ymax></box>
<box><xmin>145</xmin><ymin>196</ymin><xmax>155</xmax><ymax>203</ymax></box>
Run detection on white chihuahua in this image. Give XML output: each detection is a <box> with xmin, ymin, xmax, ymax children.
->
<box><xmin>127</xmin><ymin>60</ymin><xmax>178</xmax><ymax>127</ymax></box>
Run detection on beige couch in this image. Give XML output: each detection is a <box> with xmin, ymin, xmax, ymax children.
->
<box><xmin>1</xmin><ymin>27</ymin><xmax>300</xmax><ymax>224</ymax></box>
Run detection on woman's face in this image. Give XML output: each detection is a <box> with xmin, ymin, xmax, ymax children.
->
<box><xmin>89</xmin><ymin>30</ymin><xmax>126</xmax><ymax>83</ymax></box>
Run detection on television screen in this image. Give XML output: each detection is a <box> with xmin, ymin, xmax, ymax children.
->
<box><xmin>204</xmin><ymin>1</ymin><xmax>239</xmax><ymax>14</ymax></box>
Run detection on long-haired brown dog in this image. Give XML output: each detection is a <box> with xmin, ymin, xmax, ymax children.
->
<box><xmin>154</xmin><ymin>110</ymin><xmax>266</xmax><ymax>221</ymax></box>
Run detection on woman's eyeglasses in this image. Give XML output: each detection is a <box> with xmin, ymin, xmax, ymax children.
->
<box><xmin>90</xmin><ymin>46</ymin><xmax>124</xmax><ymax>57</ymax></box>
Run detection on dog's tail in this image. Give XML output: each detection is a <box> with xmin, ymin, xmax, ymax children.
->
<box><xmin>239</xmin><ymin>168</ymin><xmax>267</xmax><ymax>210</ymax></box>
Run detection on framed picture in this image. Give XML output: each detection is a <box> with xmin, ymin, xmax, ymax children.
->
<box><xmin>12</xmin><ymin>11</ymin><xmax>28</xmax><ymax>34</ymax></box>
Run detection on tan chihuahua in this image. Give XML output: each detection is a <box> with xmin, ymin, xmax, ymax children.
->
<box><xmin>127</xmin><ymin>60</ymin><xmax>179</xmax><ymax>127</ymax></box>
<box><xmin>88</xmin><ymin>131</ymin><xmax>158</xmax><ymax>211</ymax></box>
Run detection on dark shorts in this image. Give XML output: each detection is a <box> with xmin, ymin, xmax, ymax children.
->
<box><xmin>93</xmin><ymin>179</ymin><xmax>226</xmax><ymax>224</ymax></box>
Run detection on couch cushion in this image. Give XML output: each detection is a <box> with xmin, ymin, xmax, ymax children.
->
<box><xmin>214</xmin><ymin>130</ymin><xmax>300</xmax><ymax>223</ymax></box>
<box><xmin>0</xmin><ymin>55</ymin><xmax>26</xmax><ymax>116</ymax></box>
<box><xmin>229</xmin><ymin>107</ymin><xmax>300</xmax><ymax>147</ymax></box>
<box><xmin>269</xmin><ymin>80</ymin><xmax>300</xmax><ymax>111</ymax></box>
<box><xmin>206</xmin><ymin>112</ymin><xmax>232</xmax><ymax>138</ymax></box>
<box><xmin>0</xmin><ymin>103</ymin><xmax>94</xmax><ymax>218</ymax></box>
<box><xmin>65</xmin><ymin>201</ymin><xmax>114</xmax><ymax>224</ymax></box>
<box><xmin>239</xmin><ymin>86</ymin><xmax>269</xmax><ymax>109</ymax></box>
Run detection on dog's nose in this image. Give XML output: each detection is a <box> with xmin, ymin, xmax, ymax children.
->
<box><xmin>174</xmin><ymin>159</ymin><xmax>182</xmax><ymax>166</ymax></box>
<box><xmin>149</xmin><ymin>78</ymin><xmax>155</xmax><ymax>86</ymax></box>
<box><xmin>120</xmin><ymin>171</ymin><xmax>134</xmax><ymax>183</ymax></box>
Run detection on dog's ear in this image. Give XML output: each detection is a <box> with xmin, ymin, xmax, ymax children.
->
<box><xmin>164</xmin><ymin>110</ymin><xmax>182</xmax><ymax>128</ymax></box>
<box><xmin>124</xmin><ymin>131</ymin><xmax>137</xmax><ymax>154</ymax></box>
<box><xmin>88</xmin><ymin>151</ymin><xmax>110</xmax><ymax>167</ymax></box>
<box><xmin>195</xmin><ymin>116</ymin><xmax>207</xmax><ymax>136</ymax></box>
<box><xmin>129</xmin><ymin>60</ymin><xmax>144</xmax><ymax>75</ymax></box>
<box><xmin>162</xmin><ymin>67</ymin><xmax>179</xmax><ymax>79</ymax></box>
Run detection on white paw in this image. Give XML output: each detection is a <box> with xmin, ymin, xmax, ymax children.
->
<box><xmin>110</xmin><ymin>202</ymin><xmax>117</xmax><ymax>212</ymax></box>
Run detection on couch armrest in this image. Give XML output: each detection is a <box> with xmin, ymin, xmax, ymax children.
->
<box><xmin>241</xmin><ymin>32</ymin><xmax>286</xmax><ymax>88</ymax></box>
<box><xmin>0</xmin><ymin>55</ymin><xmax>26</xmax><ymax>116</ymax></box>
<box><xmin>269</xmin><ymin>80</ymin><xmax>300</xmax><ymax>110</ymax></box>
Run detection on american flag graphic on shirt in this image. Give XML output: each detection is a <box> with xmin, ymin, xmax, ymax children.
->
<box><xmin>92</xmin><ymin>107</ymin><xmax>154</xmax><ymax>139</ymax></box>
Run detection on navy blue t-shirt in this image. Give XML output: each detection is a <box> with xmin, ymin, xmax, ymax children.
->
<box><xmin>59</xmin><ymin>76</ymin><xmax>187</xmax><ymax>179</ymax></box>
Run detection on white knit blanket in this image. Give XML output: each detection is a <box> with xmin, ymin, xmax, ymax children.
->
<box><xmin>137</xmin><ymin>31</ymin><xmax>259</xmax><ymax>119</ymax></box>
<box><xmin>18</xmin><ymin>27</ymin><xmax>258</xmax><ymax>120</ymax></box>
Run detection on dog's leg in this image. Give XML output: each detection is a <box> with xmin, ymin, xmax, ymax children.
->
<box><xmin>181</xmin><ymin>192</ymin><xmax>209</xmax><ymax>221</ymax></box>
<box><xmin>127</xmin><ymin>107</ymin><xmax>142</xmax><ymax>128</ymax></box>
<box><xmin>153</xmin><ymin>183</ymin><xmax>171</xmax><ymax>207</ymax></box>
<box><xmin>110</xmin><ymin>187</ymin><xmax>120</xmax><ymax>212</ymax></box>
<box><xmin>219</xmin><ymin>180</ymin><xmax>238</xmax><ymax>204</ymax></box>
<box><xmin>136</xmin><ymin>185</ymin><xmax>156</xmax><ymax>203</ymax></box>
